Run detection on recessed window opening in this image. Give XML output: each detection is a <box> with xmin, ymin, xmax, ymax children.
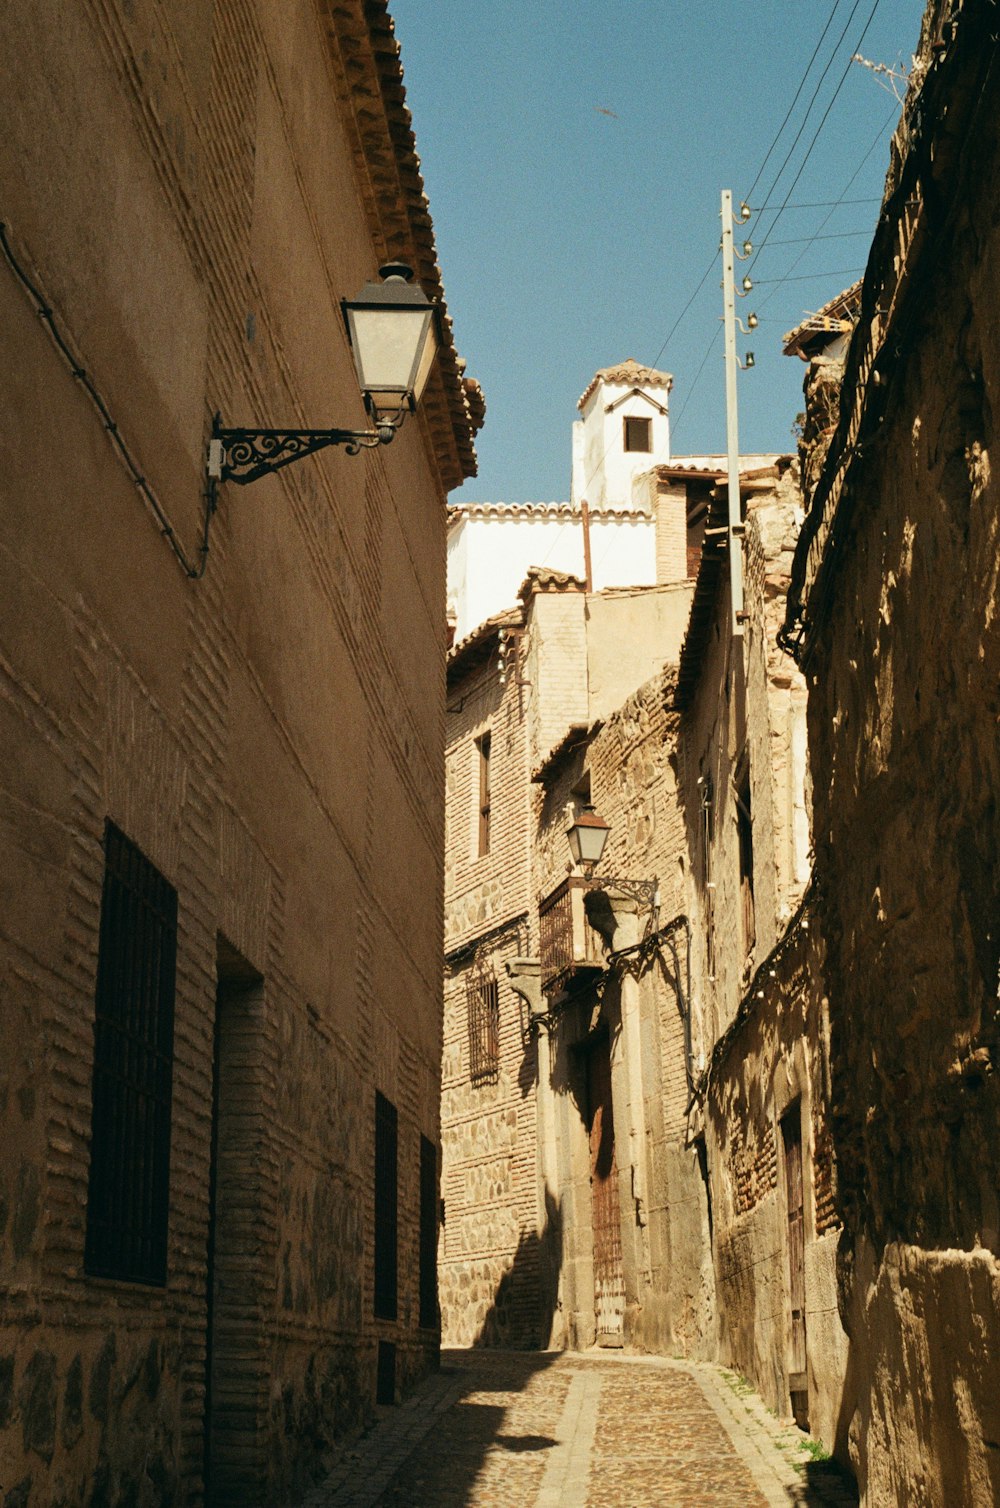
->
<box><xmin>419</xmin><ymin>1136</ymin><xmax>438</xmax><ymax>1330</ymax></box>
<box><xmin>735</xmin><ymin>760</ymin><xmax>755</xmax><ymax>957</ymax></box>
<box><xmin>623</xmin><ymin>415</ymin><xmax>652</xmax><ymax>453</ymax></box>
<box><xmin>374</xmin><ymin>1092</ymin><xmax>398</xmax><ymax>1320</ymax></box>
<box><xmin>476</xmin><ymin>731</ymin><xmax>492</xmax><ymax>856</ymax></box>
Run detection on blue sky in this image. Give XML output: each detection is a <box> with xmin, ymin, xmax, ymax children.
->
<box><xmin>392</xmin><ymin>0</ymin><xmax>926</xmax><ymax>503</ymax></box>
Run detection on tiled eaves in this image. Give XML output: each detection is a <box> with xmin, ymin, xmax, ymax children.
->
<box><xmin>654</xmin><ymin>455</ymin><xmax>783</xmax><ymax>482</ymax></box>
<box><xmin>577</xmin><ymin>358</ymin><xmax>674</xmax><ymax>411</ymax></box>
<box><xmin>448</xmin><ymin>502</ymin><xmax>654</xmax><ymax>521</ymax></box>
<box><xmin>318</xmin><ymin>0</ymin><xmax>482</xmax><ymax>493</ymax></box>
<box><xmin>531</xmin><ymin>722</ymin><xmax>593</xmax><ymax>784</ymax></box>
<box><xmin>518</xmin><ymin>565</ymin><xmax>587</xmax><ymax>599</ymax></box>
<box><xmin>446</xmin><ymin>605</ymin><xmax>523</xmax><ymax>683</ymax></box>
<box><xmin>782</xmin><ymin>280</ymin><xmax>862</xmax><ymax>358</ymax></box>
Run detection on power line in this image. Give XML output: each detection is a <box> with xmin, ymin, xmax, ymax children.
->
<box><xmin>764</xmin><ymin>228</ymin><xmax>872</xmax><ymax>247</ymax></box>
<box><xmin>755</xmin><ymin>103</ymin><xmax>897</xmax><ymax>313</ymax></box>
<box><xmin>670</xmin><ymin>326</ymin><xmax>722</xmax><ymax>444</ymax></box>
<box><xmin>754</xmin><ymin>267</ymin><xmax>865</xmax><ymax>284</ymax></box>
<box><xmin>750</xmin><ymin>0</ymin><xmax>885</xmax><ymax>265</ymax></box>
<box><xmin>742</xmin><ymin>0</ymin><xmax>850</xmax><ymax>208</ymax></box>
<box><xmin>752</xmin><ymin>196</ymin><xmax>880</xmax><ymax>209</ymax></box>
<box><xmin>748</xmin><ymin>0</ymin><xmax>870</xmax><ymax>238</ymax></box>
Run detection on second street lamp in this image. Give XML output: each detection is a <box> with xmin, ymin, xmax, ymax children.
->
<box><xmin>566</xmin><ymin>803</ymin><xmax>660</xmax><ymax>929</ymax></box>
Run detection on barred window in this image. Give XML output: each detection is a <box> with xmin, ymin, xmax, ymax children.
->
<box><xmin>467</xmin><ymin>960</ymin><xmax>500</xmax><ymax>1085</ymax></box>
<box><xmin>374</xmin><ymin>1092</ymin><xmax>398</xmax><ymax>1320</ymax></box>
<box><xmin>85</xmin><ymin>821</ymin><xmax>177</xmax><ymax>1285</ymax></box>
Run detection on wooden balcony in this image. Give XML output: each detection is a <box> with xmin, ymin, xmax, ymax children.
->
<box><xmin>539</xmin><ymin>876</ymin><xmax>605</xmax><ymax>995</ymax></box>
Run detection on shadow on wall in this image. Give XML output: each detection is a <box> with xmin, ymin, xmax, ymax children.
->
<box><xmin>474</xmin><ymin>1188</ymin><xmax>562</xmax><ymax>1350</ymax></box>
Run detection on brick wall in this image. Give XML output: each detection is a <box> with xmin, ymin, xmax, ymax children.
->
<box><xmin>522</xmin><ymin>587</ymin><xmax>589</xmax><ymax>772</ymax></box>
<box><xmin>0</xmin><ymin>3</ymin><xmax>464</xmax><ymax>1501</ymax></box>
<box><xmin>655</xmin><ymin>480</ymin><xmax>690</xmax><ymax>584</ymax></box>
<box><xmin>440</xmin><ymin>634</ymin><xmax>551</xmax><ymax>1347</ymax></box>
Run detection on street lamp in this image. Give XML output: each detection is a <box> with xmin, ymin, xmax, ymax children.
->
<box><xmin>207</xmin><ymin>262</ymin><xmax>439</xmax><ymax>486</ymax></box>
<box><xmin>565</xmin><ymin>805</ymin><xmax>611</xmax><ymax>875</ymax></box>
<box><xmin>565</xmin><ymin>804</ymin><xmax>660</xmax><ymax>922</ymax></box>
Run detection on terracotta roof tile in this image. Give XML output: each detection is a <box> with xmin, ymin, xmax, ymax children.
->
<box><xmin>782</xmin><ymin>281</ymin><xmax>863</xmax><ymax>359</ymax></box>
<box><xmin>518</xmin><ymin>566</ymin><xmax>587</xmax><ymax>600</ymax></box>
<box><xmin>577</xmin><ymin>358</ymin><xmax>674</xmax><ymax>411</ymax></box>
<box><xmin>321</xmin><ymin>1</ymin><xmax>483</xmax><ymax>491</ymax></box>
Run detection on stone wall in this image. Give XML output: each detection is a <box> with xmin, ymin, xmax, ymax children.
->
<box><xmin>786</xmin><ymin>4</ymin><xmax>1000</xmax><ymax>1500</ymax></box>
<box><xmin>537</xmin><ymin>669</ymin><xmax>715</xmax><ymax>1359</ymax></box>
<box><xmin>704</xmin><ymin>919</ymin><xmax>847</xmax><ymax>1452</ymax></box>
<box><xmin>675</xmin><ymin>471</ymin><xmax>851</xmax><ymax>1454</ymax></box>
<box><xmin>0</xmin><ymin>2</ymin><xmax>471</xmax><ymax>1501</ymax></box>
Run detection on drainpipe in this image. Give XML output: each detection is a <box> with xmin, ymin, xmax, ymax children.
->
<box><xmin>505</xmin><ymin>958</ymin><xmax>556</xmax><ymax>1197</ymax></box>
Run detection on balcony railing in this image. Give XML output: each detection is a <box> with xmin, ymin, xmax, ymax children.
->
<box><xmin>539</xmin><ymin>876</ymin><xmax>604</xmax><ymax>995</ymax></box>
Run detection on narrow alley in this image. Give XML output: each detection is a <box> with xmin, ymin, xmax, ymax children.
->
<box><xmin>300</xmin><ymin>1352</ymin><xmax>857</xmax><ymax>1508</ymax></box>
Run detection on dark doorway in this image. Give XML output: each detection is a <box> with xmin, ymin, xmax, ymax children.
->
<box><xmin>204</xmin><ymin>938</ymin><xmax>267</xmax><ymax>1504</ymax></box>
<box><xmin>584</xmin><ymin>1033</ymin><xmax>625</xmax><ymax>1346</ymax></box>
<box><xmin>781</xmin><ymin>1106</ymin><xmax>809</xmax><ymax>1430</ymax></box>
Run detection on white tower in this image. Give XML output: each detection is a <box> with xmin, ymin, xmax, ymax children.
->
<box><xmin>570</xmin><ymin>358</ymin><xmax>672</xmax><ymax>511</ymax></box>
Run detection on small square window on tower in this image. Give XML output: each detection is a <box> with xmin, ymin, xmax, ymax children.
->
<box><xmin>623</xmin><ymin>415</ymin><xmax>652</xmax><ymax>453</ymax></box>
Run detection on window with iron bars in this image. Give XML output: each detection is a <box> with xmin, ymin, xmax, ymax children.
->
<box><xmin>85</xmin><ymin>820</ymin><xmax>177</xmax><ymax>1286</ymax></box>
<box><xmin>467</xmin><ymin>963</ymin><xmax>500</xmax><ymax>1085</ymax></box>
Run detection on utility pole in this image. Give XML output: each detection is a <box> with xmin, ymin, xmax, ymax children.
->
<box><xmin>721</xmin><ymin>189</ymin><xmax>746</xmax><ymax>637</ymax></box>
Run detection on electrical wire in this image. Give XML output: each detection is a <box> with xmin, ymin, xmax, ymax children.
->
<box><xmin>574</xmin><ymin>249</ymin><xmax>718</xmax><ymax>507</ymax></box>
<box><xmin>752</xmin><ymin>196</ymin><xmax>880</xmax><ymax>209</ymax></box>
<box><xmin>765</xmin><ymin>228</ymin><xmax>872</xmax><ymax>246</ymax></box>
<box><xmin>747</xmin><ymin>0</ymin><xmax>871</xmax><ymax>246</ymax></box>
<box><xmin>527</xmin><ymin>243</ymin><xmax>721</xmax><ymax>580</ymax></box>
<box><xmin>755</xmin><ymin>103</ymin><xmax>897</xmax><ymax>315</ymax></box>
<box><xmin>754</xmin><ymin>267</ymin><xmax>865</xmax><ymax>284</ymax></box>
<box><xmin>0</xmin><ymin>220</ymin><xmax>212</xmax><ymax>579</ymax></box>
<box><xmin>741</xmin><ymin>0</ymin><xmax>854</xmax><ymax>209</ymax></box>
<box><xmin>670</xmin><ymin>325</ymin><xmax>722</xmax><ymax>445</ymax></box>
<box><xmin>749</xmin><ymin>0</ymin><xmax>885</xmax><ymax>266</ymax></box>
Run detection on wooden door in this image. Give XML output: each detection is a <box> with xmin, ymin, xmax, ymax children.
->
<box><xmin>781</xmin><ymin>1109</ymin><xmax>809</xmax><ymax>1430</ymax></box>
<box><xmin>586</xmin><ymin>1037</ymin><xmax>625</xmax><ymax>1346</ymax></box>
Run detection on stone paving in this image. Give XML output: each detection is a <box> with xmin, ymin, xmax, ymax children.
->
<box><xmin>299</xmin><ymin>1350</ymin><xmax>859</xmax><ymax>1508</ymax></box>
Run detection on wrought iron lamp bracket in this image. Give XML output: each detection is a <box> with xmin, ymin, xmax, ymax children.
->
<box><xmin>207</xmin><ymin>408</ymin><xmax>405</xmax><ymax>487</ymax></box>
<box><xmin>584</xmin><ymin>874</ymin><xmax>659</xmax><ymax>910</ymax></box>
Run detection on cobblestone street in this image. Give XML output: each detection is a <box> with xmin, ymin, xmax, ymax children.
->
<box><xmin>300</xmin><ymin>1351</ymin><xmax>858</xmax><ymax>1508</ymax></box>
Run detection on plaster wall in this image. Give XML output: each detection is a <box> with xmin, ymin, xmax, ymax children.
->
<box><xmin>447</xmin><ymin>510</ymin><xmax>655</xmax><ymax>643</ymax></box>
<box><xmin>572</xmin><ymin>377</ymin><xmax>670</xmax><ymax>510</ymax></box>
<box><xmin>586</xmin><ymin>584</ymin><xmax>694</xmax><ymax>725</ymax></box>
<box><xmin>0</xmin><ymin>2</ymin><xmax>455</xmax><ymax>1501</ymax></box>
